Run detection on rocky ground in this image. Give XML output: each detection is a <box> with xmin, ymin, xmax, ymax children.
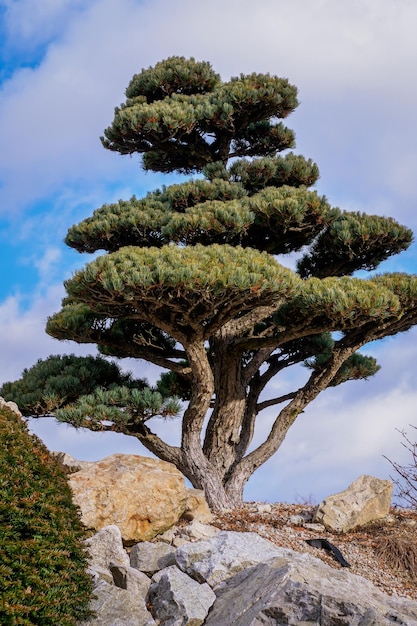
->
<box><xmin>210</xmin><ymin>502</ymin><xmax>417</xmax><ymax>600</ymax></box>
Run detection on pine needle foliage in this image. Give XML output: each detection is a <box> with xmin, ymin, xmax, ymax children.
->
<box><xmin>54</xmin><ymin>386</ymin><xmax>181</xmax><ymax>432</ymax></box>
<box><xmin>0</xmin><ymin>405</ymin><xmax>93</xmax><ymax>625</ymax></box>
<box><xmin>0</xmin><ymin>354</ymin><xmax>146</xmax><ymax>416</ymax></box>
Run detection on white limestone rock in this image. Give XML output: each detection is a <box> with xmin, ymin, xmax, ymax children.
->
<box><xmin>314</xmin><ymin>474</ymin><xmax>393</xmax><ymax>533</ymax></box>
<box><xmin>204</xmin><ymin>550</ymin><xmax>417</xmax><ymax>626</ymax></box>
<box><xmin>175</xmin><ymin>531</ymin><xmax>285</xmax><ymax>587</ymax></box>
<box><xmin>130</xmin><ymin>541</ymin><xmax>176</xmax><ymax>575</ymax></box>
<box><xmin>79</xmin><ymin>579</ymin><xmax>156</xmax><ymax>626</ymax></box>
<box><xmin>84</xmin><ymin>525</ymin><xmax>130</xmax><ymax>572</ymax></box>
<box><xmin>147</xmin><ymin>565</ymin><xmax>215</xmax><ymax>626</ymax></box>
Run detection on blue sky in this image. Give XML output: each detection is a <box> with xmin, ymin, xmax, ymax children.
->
<box><xmin>1</xmin><ymin>0</ymin><xmax>417</xmax><ymax>504</ymax></box>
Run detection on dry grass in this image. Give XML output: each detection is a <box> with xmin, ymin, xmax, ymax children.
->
<box><xmin>374</xmin><ymin>532</ymin><xmax>417</xmax><ymax>580</ymax></box>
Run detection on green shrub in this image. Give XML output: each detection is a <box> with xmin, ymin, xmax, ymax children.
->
<box><xmin>0</xmin><ymin>405</ymin><xmax>94</xmax><ymax>625</ymax></box>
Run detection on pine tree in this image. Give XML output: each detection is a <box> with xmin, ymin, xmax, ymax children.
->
<box><xmin>42</xmin><ymin>56</ymin><xmax>417</xmax><ymax>510</ymax></box>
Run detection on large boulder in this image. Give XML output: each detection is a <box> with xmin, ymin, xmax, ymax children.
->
<box><xmin>175</xmin><ymin>531</ymin><xmax>284</xmax><ymax>587</ymax></box>
<box><xmin>314</xmin><ymin>474</ymin><xmax>393</xmax><ymax>533</ymax></box>
<box><xmin>68</xmin><ymin>453</ymin><xmax>189</xmax><ymax>543</ymax></box>
<box><xmin>203</xmin><ymin>550</ymin><xmax>417</xmax><ymax>626</ymax></box>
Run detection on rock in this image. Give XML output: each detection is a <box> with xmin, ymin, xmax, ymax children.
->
<box><xmin>130</xmin><ymin>541</ymin><xmax>176</xmax><ymax>575</ymax></box>
<box><xmin>288</xmin><ymin>509</ymin><xmax>313</xmax><ymax>526</ymax></box>
<box><xmin>175</xmin><ymin>531</ymin><xmax>284</xmax><ymax>587</ymax></box>
<box><xmin>314</xmin><ymin>474</ymin><xmax>393</xmax><ymax>533</ymax></box>
<box><xmin>156</xmin><ymin>520</ymin><xmax>220</xmax><ymax>545</ymax></box>
<box><xmin>86</xmin><ymin>565</ymin><xmax>114</xmax><ymax>586</ymax></box>
<box><xmin>181</xmin><ymin>488</ymin><xmax>213</xmax><ymax>523</ymax></box>
<box><xmin>79</xmin><ymin>579</ymin><xmax>156</xmax><ymax>626</ymax></box>
<box><xmin>154</xmin><ymin>526</ymin><xmax>177</xmax><ymax>544</ymax></box>
<box><xmin>254</xmin><ymin>503</ymin><xmax>272</xmax><ymax>514</ymax></box>
<box><xmin>81</xmin><ymin>526</ymin><xmax>417</xmax><ymax>626</ymax></box>
<box><xmin>109</xmin><ymin>562</ymin><xmax>151</xmax><ymax>596</ymax></box>
<box><xmin>147</xmin><ymin>565</ymin><xmax>216</xmax><ymax>626</ymax></box>
<box><xmin>68</xmin><ymin>453</ymin><xmax>189</xmax><ymax>542</ymax></box>
<box><xmin>204</xmin><ymin>551</ymin><xmax>417</xmax><ymax>626</ymax></box>
<box><xmin>0</xmin><ymin>396</ymin><xmax>21</xmax><ymax>417</ymax></box>
<box><xmin>85</xmin><ymin>525</ymin><xmax>130</xmax><ymax>572</ymax></box>
<box><xmin>51</xmin><ymin>451</ymin><xmax>93</xmax><ymax>473</ymax></box>
<box><xmin>177</xmin><ymin>520</ymin><xmax>220</xmax><ymax>542</ymax></box>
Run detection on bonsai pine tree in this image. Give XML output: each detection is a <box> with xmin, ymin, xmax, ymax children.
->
<box><xmin>43</xmin><ymin>56</ymin><xmax>417</xmax><ymax>510</ymax></box>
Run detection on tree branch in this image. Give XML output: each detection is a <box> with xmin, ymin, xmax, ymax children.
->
<box><xmin>231</xmin><ymin>343</ymin><xmax>356</xmax><ymax>485</ymax></box>
<box><xmin>257</xmin><ymin>392</ymin><xmax>297</xmax><ymax>412</ymax></box>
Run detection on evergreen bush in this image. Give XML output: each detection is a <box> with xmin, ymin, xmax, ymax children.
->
<box><xmin>0</xmin><ymin>405</ymin><xmax>93</xmax><ymax>625</ymax></box>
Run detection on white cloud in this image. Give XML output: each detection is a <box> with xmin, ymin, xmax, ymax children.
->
<box><xmin>1</xmin><ymin>0</ymin><xmax>89</xmax><ymax>54</ymax></box>
<box><xmin>31</xmin><ymin>246</ymin><xmax>61</xmax><ymax>281</ymax></box>
<box><xmin>0</xmin><ymin>287</ymin><xmax>93</xmax><ymax>384</ymax></box>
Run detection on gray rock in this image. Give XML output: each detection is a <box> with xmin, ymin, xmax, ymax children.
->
<box><xmin>80</xmin><ymin>527</ymin><xmax>417</xmax><ymax>626</ymax></box>
<box><xmin>314</xmin><ymin>474</ymin><xmax>393</xmax><ymax>532</ymax></box>
<box><xmin>254</xmin><ymin>503</ymin><xmax>272</xmax><ymax>514</ymax></box>
<box><xmin>204</xmin><ymin>551</ymin><xmax>417</xmax><ymax>626</ymax></box>
<box><xmin>175</xmin><ymin>521</ymin><xmax>220</xmax><ymax>542</ymax></box>
<box><xmin>86</xmin><ymin>565</ymin><xmax>114</xmax><ymax>586</ymax></box>
<box><xmin>155</xmin><ymin>526</ymin><xmax>177</xmax><ymax>544</ymax></box>
<box><xmin>147</xmin><ymin>565</ymin><xmax>216</xmax><ymax>626</ymax></box>
<box><xmin>109</xmin><ymin>562</ymin><xmax>151</xmax><ymax>597</ymax></box>
<box><xmin>78</xmin><ymin>579</ymin><xmax>156</xmax><ymax>626</ymax></box>
<box><xmin>130</xmin><ymin>541</ymin><xmax>176</xmax><ymax>575</ymax></box>
<box><xmin>175</xmin><ymin>531</ymin><xmax>284</xmax><ymax>587</ymax></box>
<box><xmin>288</xmin><ymin>509</ymin><xmax>313</xmax><ymax>526</ymax></box>
<box><xmin>85</xmin><ymin>525</ymin><xmax>130</xmax><ymax>571</ymax></box>
<box><xmin>51</xmin><ymin>451</ymin><xmax>93</xmax><ymax>473</ymax></box>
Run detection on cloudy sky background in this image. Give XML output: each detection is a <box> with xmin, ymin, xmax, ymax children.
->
<box><xmin>1</xmin><ymin>0</ymin><xmax>417</xmax><ymax>504</ymax></box>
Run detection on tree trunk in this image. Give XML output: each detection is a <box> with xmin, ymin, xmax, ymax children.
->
<box><xmin>184</xmin><ymin>459</ymin><xmax>240</xmax><ymax>511</ymax></box>
<box><xmin>204</xmin><ymin>330</ymin><xmax>247</xmax><ymax>474</ymax></box>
